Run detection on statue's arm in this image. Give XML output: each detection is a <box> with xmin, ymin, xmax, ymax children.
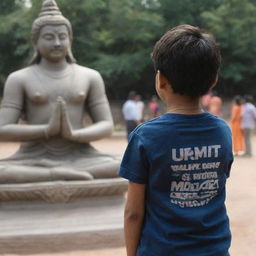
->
<box><xmin>62</xmin><ymin>71</ymin><xmax>113</xmax><ymax>142</ymax></box>
<box><xmin>0</xmin><ymin>74</ymin><xmax>60</xmax><ymax>141</ymax></box>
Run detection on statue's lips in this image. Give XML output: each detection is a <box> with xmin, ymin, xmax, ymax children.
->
<box><xmin>50</xmin><ymin>49</ymin><xmax>64</xmax><ymax>54</ymax></box>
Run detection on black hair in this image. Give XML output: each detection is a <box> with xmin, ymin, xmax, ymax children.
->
<box><xmin>234</xmin><ymin>95</ymin><xmax>242</xmax><ymax>105</ymax></box>
<box><xmin>128</xmin><ymin>91</ymin><xmax>137</xmax><ymax>99</ymax></box>
<box><xmin>152</xmin><ymin>25</ymin><xmax>221</xmax><ymax>97</ymax></box>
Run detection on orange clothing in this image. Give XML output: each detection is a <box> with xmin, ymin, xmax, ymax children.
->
<box><xmin>230</xmin><ymin>105</ymin><xmax>244</xmax><ymax>153</ymax></box>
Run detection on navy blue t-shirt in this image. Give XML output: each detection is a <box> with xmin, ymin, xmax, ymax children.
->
<box><xmin>119</xmin><ymin>112</ymin><xmax>233</xmax><ymax>256</ymax></box>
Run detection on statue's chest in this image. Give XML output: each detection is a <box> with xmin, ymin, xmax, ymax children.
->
<box><xmin>25</xmin><ymin>77</ymin><xmax>89</xmax><ymax>105</ymax></box>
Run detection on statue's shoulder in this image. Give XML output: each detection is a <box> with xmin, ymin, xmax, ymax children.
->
<box><xmin>73</xmin><ymin>64</ymin><xmax>102</xmax><ymax>79</ymax></box>
<box><xmin>7</xmin><ymin>66</ymin><xmax>34</xmax><ymax>80</ymax></box>
<box><xmin>5</xmin><ymin>66</ymin><xmax>33</xmax><ymax>85</ymax></box>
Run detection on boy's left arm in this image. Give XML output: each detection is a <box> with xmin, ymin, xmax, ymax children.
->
<box><xmin>124</xmin><ymin>181</ymin><xmax>146</xmax><ymax>256</ymax></box>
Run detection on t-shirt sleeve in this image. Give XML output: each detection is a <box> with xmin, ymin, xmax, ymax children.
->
<box><xmin>225</xmin><ymin>125</ymin><xmax>234</xmax><ymax>178</ymax></box>
<box><xmin>119</xmin><ymin>132</ymin><xmax>149</xmax><ymax>184</ymax></box>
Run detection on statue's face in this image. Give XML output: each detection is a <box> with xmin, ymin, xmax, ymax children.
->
<box><xmin>37</xmin><ymin>25</ymin><xmax>70</xmax><ymax>62</ymax></box>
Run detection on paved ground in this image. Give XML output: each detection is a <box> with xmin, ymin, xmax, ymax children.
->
<box><xmin>0</xmin><ymin>133</ymin><xmax>255</xmax><ymax>256</ymax></box>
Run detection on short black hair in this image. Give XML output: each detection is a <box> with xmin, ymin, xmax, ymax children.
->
<box><xmin>128</xmin><ymin>91</ymin><xmax>137</xmax><ymax>99</ymax></box>
<box><xmin>234</xmin><ymin>95</ymin><xmax>242</xmax><ymax>105</ymax></box>
<box><xmin>152</xmin><ymin>25</ymin><xmax>221</xmax><ymax>97</ymax></box>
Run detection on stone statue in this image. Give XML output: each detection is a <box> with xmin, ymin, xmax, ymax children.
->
<box><xmin>0</xmin><ymin>0</ymin><xmax>120</xmax><ymax>184</ymax></box>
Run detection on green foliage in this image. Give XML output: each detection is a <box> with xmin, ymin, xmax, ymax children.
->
<box><xmin>159</xmin><ymin>0</ymin><xmax>222</xmax><ymax>28</ymax></box>
<box><xmin>57</xmin><ymin>0</ymin><xmax>163</xmax><ymax>98</ymax></box>
<box><xmin>0</xmin><ymin>0</ymin><xmax>255</xmax><ymax>98</ymax></box>
<box><xmin>0</xmin><ymin>2</ymin><xmax>33</xmax><ymax>92</ymax></box>
<box><xmin>0</xmin><ymin>0</ymin><xmax>17</xmax><ymax>15</ymax></box>
<box><xmin>202</xmin><ymin>0</ymin><xmax>256</xmax><ymax>95</ymax></box>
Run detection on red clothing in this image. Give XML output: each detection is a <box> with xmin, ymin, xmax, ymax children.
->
<box><xmin>149</xmin><ymin>101</ymin><xmax>159</xmax><ymax>118</ymax></box>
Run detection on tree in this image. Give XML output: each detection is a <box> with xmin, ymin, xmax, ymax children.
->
<box><xmin>58</xmin><ymin>0</ymin><xmax>163</xmax><ymax>99</ymax></box>
<box><xmin>0</xmin><ymin>0</ymin><xmax>17</xmax><ymax>15</ymax></box>
<box><xmin>202</xmin><ymin>0</ymin><xmax>256</xmax><ymax>95</ymax></box>
<box><xmin>0</xmin><ymin>1</ymin><xmax>33</xmax><ymax>93</ymax></box>
<box><xmin>159</xmin><ymin>0</ymin><xmax>222</xmax><ymax>28</ymax></box>
<box><xmin>1</xmin><ymin>0</ymin><xmax>256</xmax><ymax>98</ymax></box>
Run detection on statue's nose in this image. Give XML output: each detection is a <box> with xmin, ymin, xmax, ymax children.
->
<box><xmin>54</xmin><ymin>38</ymin><xmax>61</xmax><ymax>46</ymax></box>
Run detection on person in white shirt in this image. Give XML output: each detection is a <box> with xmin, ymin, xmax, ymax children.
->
<box><xmin>135</xmin><ymin>94</ymin><xmax>145</xmax><ymax>123</ymax></box>
<box><xmin>122</xmin><ymin>91</ymin><xmax>140</xmax><ymax>139</ymax></box>
<box><xmin>241</xmin><ymin>95</ymin><xmax>256</xmax><ymax>156</ymax></box>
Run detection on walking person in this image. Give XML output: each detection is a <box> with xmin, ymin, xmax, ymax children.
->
<box><xmin>148</xmin><ymin>95</ymin><xmax>160</xmax><ymax>119</ymax></box>
<box><xmin>201</xmin><ymin>91</ymin><xmax>212</xmax><ymax>111</ymax></box>
<box><xmin>241</xmin><ymin>95</ymin><xmax>256</xmax><ymax>157</ymax></box>
<box><xmin>209</xmin><ymin>91</ymin><xmax>222</xmax><ymax>116</ymax></box>
<box><xmin>119</xmin><ymin>25</ymin><xmax>233</xmax><ymax>256</ymax></box>
<box><xmin>230</xmin><ymin>96</ymin><xmax>245</xmax><ymax>156</ymax></box>
<box><xmin>135</xmin><ymin>94</ymin><xmax>145</xmax><ymax>123</ymax></box>
<box><xmin>122</xmin><ymin>91</ymin><xmax>140</xmax><ymax>139</ymax></box>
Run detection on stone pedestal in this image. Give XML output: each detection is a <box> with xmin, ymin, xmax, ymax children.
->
<box><xmin>0</xmin><ymin>178</ymin><xmax>127</xmax><ymax>254</ymax></box>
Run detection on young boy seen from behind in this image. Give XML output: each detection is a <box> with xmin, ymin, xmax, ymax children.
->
<box><xmin>119</xmin><ymin>25</ymin><xmax>233</xmax><ymax>256</ymax></box>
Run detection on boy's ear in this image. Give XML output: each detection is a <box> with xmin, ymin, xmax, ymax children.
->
<box><xmin>156</xmin><ymin>71</ymin><xmax>170</xmax><ymax>91</ymax></box>
<box><xmin>158</xmin><ymin>71</ymin><xmax>169</xmax><ymax>89</ymax></box>
<box><xmin>210</xmin><ymin>75</ymin><xmax>218</xmax><ymax>89</ymax></box>
<box><xmin>155</xmin><ymin>70</ymin><xmax>172</xmax><ymax>101</ymax></box>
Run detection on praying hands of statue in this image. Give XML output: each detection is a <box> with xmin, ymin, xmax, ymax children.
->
<box><xmin>44</xmin><ymin>96</ymin><xmax>62</xmax><ymax>139</ymax></box>
<box><xmin>59</xmin><ymin>97</ymin><xmax>75</xmax><ymax>140</ymax></box>
<box><xmin>44</xmin><ymin>96</ymin><xmax>74</xmax><ymax>140</ymax></box>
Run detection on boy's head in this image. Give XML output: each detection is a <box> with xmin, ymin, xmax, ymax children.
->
<box><xmin>152</xmin><ymin>25</ymin><xmax>221</xmax><ymax>97</ymax></box>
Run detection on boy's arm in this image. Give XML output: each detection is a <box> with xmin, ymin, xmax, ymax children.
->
<box><xmin>124</xmin><ymin>181</ymin><xmax>146</xmax><ymax>256</ymax></box>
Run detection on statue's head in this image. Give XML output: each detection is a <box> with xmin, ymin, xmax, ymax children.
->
<box><xmin>30</xmin><ymin>0</ymin><xmax>76</xmax><ymax>64</ymax></box>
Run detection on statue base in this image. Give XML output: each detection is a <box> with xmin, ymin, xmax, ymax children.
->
<box><xmin>0</xmin><ymin>178</ymin><xmax>127</xmax><ymax>254</ymax></box>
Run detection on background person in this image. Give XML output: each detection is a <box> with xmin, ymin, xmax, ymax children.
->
<box><xmin>230</xmin><ymin>96</ymin><xmax>245</xmax><ymax>156</ymax></box>
<box><xmin>122</xmin><ymin>91</ymin><xmax>140</xmax><ymax>139</ymax></box>
<box><xmin>209</xmin><ymin>91</ymin><xmax>222</xmax><ymax>116</ymax></box>
<box><xmin>135</xmin><ymin>94</ymin><xmax>145</xmax><ymax>123</ymax></box>
<box><xmin>241</xmin><ymin>95</ymin><xmax>256</xmax><ymax>157</ymax></box>
<box><xmin>148</xmin><ymin>95</ymin><xmax>160</xmax><ymax>119</ymax></box>
<box><xmin>201</xmin><ymin>91</ymin><xmax>212</xmax><ymax>111</ymax></box>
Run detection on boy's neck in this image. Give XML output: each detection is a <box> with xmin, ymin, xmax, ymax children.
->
<box><xmin>166</xmin><ymin>94</ymin><xmax>203</xmax><ymax>114</ymax></box>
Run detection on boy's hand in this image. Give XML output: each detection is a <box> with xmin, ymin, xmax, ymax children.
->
<box><xmin>124</xmin><ymin>181</ymin><xmax>146</xmax><ymax>256</ymax></box>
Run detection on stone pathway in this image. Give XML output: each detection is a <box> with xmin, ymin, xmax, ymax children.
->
<box><xmin>0</xmin><ymin>134</ymin><xmax>256</xmax><ymax>256</ymax></box>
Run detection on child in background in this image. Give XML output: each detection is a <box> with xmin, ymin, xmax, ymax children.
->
<box><xmin>119</xmin><ymin>25</ymin><xmax>233</xmax><ymax>256</ymax></box>
<box><xmin>148</xmin><ymin>95</ymin><xmax>160</xmax><ymax>119</ymax></box>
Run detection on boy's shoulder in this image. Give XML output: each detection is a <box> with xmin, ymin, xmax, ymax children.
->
<box><xmin>131</xmin><ymin>112</ymin><xmax>230</xmax><ymax>144</ymax></box>
<box><xmin>132</xmin><ymin>114</ymin><xmax>170</xmax><ymax>136</ymax></box>
<box><xmin>135</xmin><ymin>112</ymin><xmax>228</xmax><ymax>132</ymax></box>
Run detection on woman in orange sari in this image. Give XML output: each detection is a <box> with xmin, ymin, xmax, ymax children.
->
<box><xmin>230</xmin><ymin>96</ymin><xmax>245</xmax><ymax>155</ymax></box>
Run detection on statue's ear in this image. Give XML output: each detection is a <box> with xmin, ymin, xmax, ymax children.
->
<box><xmin>29</xmin><ymin>46</ymin><xmax>41</xmax><ymax>65</ymax></box>
<box><xmin>66</xmin><ymin>46</ymin><xmax>76</xmax><ymax>64</ymax></box>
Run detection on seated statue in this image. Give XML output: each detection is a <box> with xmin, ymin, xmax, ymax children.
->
<box><xmin>0</xmin><ymin>0</ymin><xmax>120</xmax><ymax>183</ymax></box>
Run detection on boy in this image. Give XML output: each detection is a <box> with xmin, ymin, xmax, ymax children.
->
<box><xmin>119</xmin><ymin>25</ymin><xmax>233</xmax><ymax>256</ymax></box>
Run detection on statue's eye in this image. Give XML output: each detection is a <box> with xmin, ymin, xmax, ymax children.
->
<box><xmin>43</xmin><ymin>34</ymin><xmax>54</xmax><ymax>40</ymax></box>
<box><xmin>59</xmin><ymin>34</ymin><xmax>67</xmax><ymax>40</ymax></box>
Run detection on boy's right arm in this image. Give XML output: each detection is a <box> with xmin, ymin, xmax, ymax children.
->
<box><xmin>124</xmin><ymin>181</ymin><xmax>146</xmax><ymax>256</ymax></box>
